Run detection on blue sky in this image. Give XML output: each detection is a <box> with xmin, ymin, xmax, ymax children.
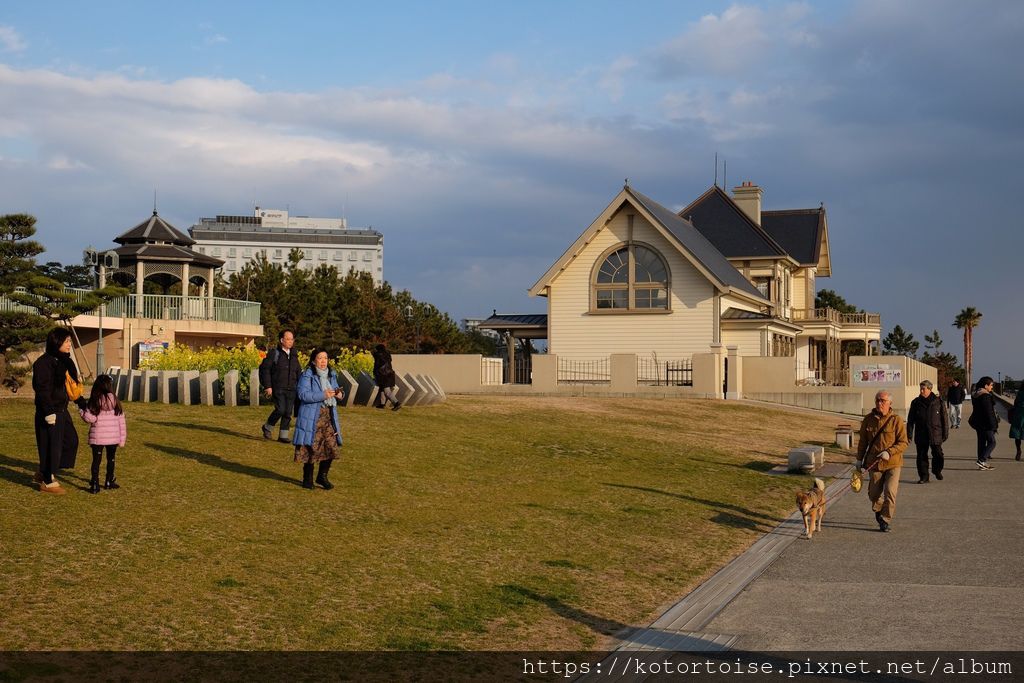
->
<box><xmin>1</xmin><ymin>1</ymin><xmax>1020</xmax><ymax>377</ymax></box>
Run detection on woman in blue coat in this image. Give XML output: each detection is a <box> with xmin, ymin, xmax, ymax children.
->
<box><xmin>293</xmin><ymin>348</ymin><xmax>343</xmax><ymax>489</ymax></box>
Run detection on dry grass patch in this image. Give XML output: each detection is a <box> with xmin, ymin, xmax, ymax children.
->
<box><xmin>0</xmin><ymin>395</ymin><xmax>848</xmax><ymax>650</ymax></box>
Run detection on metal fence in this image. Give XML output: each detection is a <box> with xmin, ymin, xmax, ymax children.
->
<box><xmin>795</xmin><ymin>360</ymin><xmax>848</xmax><ymax>386</ymax></box>
<box><xmin>557</xmin><ymin>357</ymin><xmax>610</xmax><ymax>384</ymax></box>
<box><xmin>637</xmin><ymin>357</ymin><xmax>693</xmax><ymax>386</ymax></box>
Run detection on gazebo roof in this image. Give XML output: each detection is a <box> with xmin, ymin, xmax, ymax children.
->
<box><xmin>115</xmin><ymin>211</ymin><xmax>196</xmax><ymax>246</ymax></box>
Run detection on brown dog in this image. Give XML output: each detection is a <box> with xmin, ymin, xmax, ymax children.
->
<box><xmin>796</xmin><ymin>478</ymin><xmax>826</xmax><ymax>539</ymax></box>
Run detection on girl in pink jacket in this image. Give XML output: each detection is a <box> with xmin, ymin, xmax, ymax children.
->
<box><xmin>79</xmin><ymin>374</ymin><xmax>127</xmax><ymax>494</ymax></box>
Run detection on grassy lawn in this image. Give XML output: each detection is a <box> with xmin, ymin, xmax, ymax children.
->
<box><xmin>0</xmin><ymin>395</ymin><xmax>846</xmax><ymax>650</ymax></box>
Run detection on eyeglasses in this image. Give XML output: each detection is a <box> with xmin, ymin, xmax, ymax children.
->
<box><xmin>875</xmin><ymin>398</ymin><xmax>891</xmax><ymax>403</ymax></box>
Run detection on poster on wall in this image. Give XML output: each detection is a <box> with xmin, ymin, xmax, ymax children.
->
<box><xmin>851</xmin><ymin>363</ymin><xmax>903</xmax><ymax>386</ymax></box>
<box><xmin>136</xmin><ymin>340</ymin><xmax>169</xmax><ymax>366</ymax></box>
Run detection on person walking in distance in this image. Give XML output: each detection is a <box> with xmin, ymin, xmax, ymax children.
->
<box><xmin>946</xmin><ymin>378</ymin><xmax>966</xmax><ymax>428</ymax></box>
<box><xmin>259</xmin><ymin>329</ymin><xmax>301</xmax><ymax>443</ymax></box>
<box><xmin>78</xmin><ymin>374</ymin><xmax>127</xmax><ymax>493</ymax></box>
<box><xmin>969</xmin><ymin>376</ymin><xmax>999</xmax><ymax>470</ymax></box>
<box><xmin>907</xmin><ymin>379</ymin><xmax>949</xmax><ymax>483</ymax></box>
<box><xmin>371</xmin><ymin>343</ymin><xmax>401</xmax><ymax>411</ymax></box>
<box><xmin>856</xmin><ymin>390</ymin><xmax>909</xmax><ymax>532</ymax></box>
<box><xmin>1009</xmin><ymin>388</ymin><xmax>1024</xmax><ymax>461</ymax></box>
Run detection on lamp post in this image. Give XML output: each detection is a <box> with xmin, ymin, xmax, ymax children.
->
<box><xmin>404</xmin><ymin>304</ymin><xmax>419</xmax><ymax>353</ymax></box>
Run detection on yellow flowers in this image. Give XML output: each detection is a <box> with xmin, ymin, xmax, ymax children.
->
<box><xmin>295</xmin><ymin>346</ymin><xmax>374</xmax><ymax>377</ymax></box>
<box><xmin>138</xmin><ymin>343</ymin><xmax>263</xmax><ymax>395</ymax></box>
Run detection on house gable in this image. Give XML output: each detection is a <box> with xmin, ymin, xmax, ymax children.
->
<box><xmin>761</xmin><ymin>206</ymin><xmax>832</xmax><ymax>276</ymax></box>
<box><xmin>529</xmin><ymin>186</ymin><xmax>768</xmax><ymax>306</ymax></box>
<box><xmin>678</xmin><ymin>186</ymin><xmax>795</xmax><ymax>264</ymax></box>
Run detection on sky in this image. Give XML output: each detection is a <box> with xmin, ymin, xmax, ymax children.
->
<box><xmin>1</xmin><ymin>1</ymin><xmax>1020</xmax><ymax>377</ymax></box>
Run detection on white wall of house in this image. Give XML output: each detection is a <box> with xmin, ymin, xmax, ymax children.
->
<box><xmin>722</xmin><ymin>328</ymin><xmax>762</xmax><ymax>356</ymax></box>
<box><xmin>548</xmin><ymin>210</ymin><xmax>716</xmax><ymax>360</ymax></box>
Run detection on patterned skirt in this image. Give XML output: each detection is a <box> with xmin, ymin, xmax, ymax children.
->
<box><xmin>294</xmin><ymin>406</ymin><xmax>339</xmax><ymax>463</ymax></box>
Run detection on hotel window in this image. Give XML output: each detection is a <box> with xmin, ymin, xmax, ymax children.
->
<box><xmin>319</xmin><ymin>250</ymin><xmax>327</xmax><ymax>260</ymax></box>
<box><xmin>348</xmin><ymin>251</ymin><xmax>357</xmax><ymax>261</ymax></box>
<box><xmin>274</xmin><ymin>249</ymin><xmax>283</xmax><ymax>259</ymax></box>
<box><xmin>212</xmin><ymin>247</ymin><xmax>222</xmax><ymax>257</ymax></box>
<box><xmin>226</xmin><ymin>261</ymin><xmax>236</xmax><ymax>271</ymax></box>
<box><xmin>362</xmin><ymin>251</ymin><xmax>371</xmax><ymax>261</ymax></box>
<box><xmin>228</xmin><ymin>248</ymin><xmax>237</xmax><ymax>257</ymax></box>
<box><xmin>591</xmin><ymin>242</ymin><xmax>670</xmax><ymax>311</ymax></box>
<box><xmin>333</xmin><ymin>251</ymin><xmax>342</xmax><ymax>261</ymax></box>
<box><xmin>243</xmin><ymin>248</ymin><xmax>252</xmax><ymax>258</ymax></box>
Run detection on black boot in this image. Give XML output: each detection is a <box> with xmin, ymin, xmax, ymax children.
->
<box><xmin>316</xmin><ymin>460</ymin><xmax>334</xmax><ymax>490</ymax></box>
<box><xmin>302</xmin><ymin>463</ymin><xmax>314</xmax><ymax>489</ymax></box>
<box><xmin>104</xmin><ymin>456</ymin><xmax>120</xmax><ymax>490</ymax></box>
<box><xmin>90</xmin><ymin>454</ymin><xmax>102</xmax><ymax>493</ymax></box>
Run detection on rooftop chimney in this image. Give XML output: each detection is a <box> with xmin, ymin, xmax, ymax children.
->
<box><xmin>732</xmin><ymin>181</ymin><xmax>763</xmax><ymax>225</ymax></box>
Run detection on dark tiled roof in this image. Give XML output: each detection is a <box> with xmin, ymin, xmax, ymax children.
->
<box><xmin>115</xmin><ymin>212</ymin><xmax>195</xmax><ymax>246</ymax></box>
<box><xmin>721</xmin><ymin>307</ymin><xmax>770</xmax><ymax>320</ymax></box>
<box><xmin>677</xmin><ymin>186</ymin><xmax>788</xmax><ymax>259</ymax></box>
<box><xmin>113</xmin><ymin>243</ymin><xmax>224</xmax><ymax>268</ymax></box>
<box><xmin>627</xmin><ymin>188</ymin><xmax>766</xmax><ymax>301</ymax></box>
<box><xmin>760</xmin><ymin>209</ymin><xmax>823</xmax><ymax>266</ymax></box>
<box><xmin>479</xmin><ymin>313</ymin><xmax>548</xmax><ymax>328</ymax></box>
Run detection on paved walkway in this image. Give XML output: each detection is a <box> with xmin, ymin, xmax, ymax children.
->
<box><xmin>616</xmin><ymin>401</ymin><xmax>1024</xmax><ymax>652</ymax></box>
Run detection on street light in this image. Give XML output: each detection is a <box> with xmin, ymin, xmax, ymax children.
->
<box><xmin>404</xmin><ymin>304</ymin><xmax>419</xmax><ymax>353</ymax></box>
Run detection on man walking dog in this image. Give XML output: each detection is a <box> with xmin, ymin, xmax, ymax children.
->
<box><xmin>856</xmin><ymin>390</ymin><xmax>909</xmax><ymax>532</ymax></box>
<box><xmin>259</xmin><ymin>329</ymin><xmax>302</xmax><ymax>443</ymax></box>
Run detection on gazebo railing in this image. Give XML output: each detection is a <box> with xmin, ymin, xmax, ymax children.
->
<box><xmin>64</xmin><ymin>289</ymin><xmax>261</xmax><ymax>325</ymax></box>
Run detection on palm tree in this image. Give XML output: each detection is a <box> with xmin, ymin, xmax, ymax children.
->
<box><xmin>954</xmin><ymin>307</ymin><xmax>982</xmax><ymax>389</ymax></box>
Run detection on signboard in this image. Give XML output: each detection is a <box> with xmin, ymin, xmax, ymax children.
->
<box><xmin>851</xmin><ymin>363</ymin><xmax>902</xmax><ymax>386</ymax></box>
<box><xmin>137</xmin><ymin>340</ymin><xmax>169</xmax><ymax>366</ymax></box>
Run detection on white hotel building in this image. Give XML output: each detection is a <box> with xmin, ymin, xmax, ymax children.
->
<box><xmin>188</xmin><ymin>208</ymin><xmax>384</xmax><ymax>284</ymax></box>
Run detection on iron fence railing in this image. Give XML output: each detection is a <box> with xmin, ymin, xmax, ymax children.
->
<box><xmin>1</xmin><ymin>287</ymin><xmax>261</xmax><ymax>325</ymax></box>
<box><xmin>557</xmin><ymin>357</ymin><xmax>610</xmax><ymax>384</ymax></box>
<box><xmin>637</xmin><ymin>357</ymin><xmax>693</xmax><ymax>386</ymax></box>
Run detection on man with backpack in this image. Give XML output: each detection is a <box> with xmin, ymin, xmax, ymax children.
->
<box><xmin>259</xmin><ymin>329</ymin><xmax>302</xmax><ymax>443</ymax></box>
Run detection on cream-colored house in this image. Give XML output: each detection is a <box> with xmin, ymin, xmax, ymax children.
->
<box><xmin>528</xmin><ymin>182</ymin><xmax>880</xmax><ymax>384</ymax></box>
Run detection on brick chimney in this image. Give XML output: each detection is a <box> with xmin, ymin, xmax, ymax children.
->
<box><xmin>732</xmin><ymin>181</ymin><xmax>763</xmax><ymax>225</ymax></box>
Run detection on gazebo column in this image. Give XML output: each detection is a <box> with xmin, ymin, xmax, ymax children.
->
<box><xmin>506</xmin><ymin>331</ymin><xmax>516</xmax><ymax>384</ymax></box>
<box><xmin>135</xmin><ymin>261</ymin><xmax>144</xmax><ymax>317</ymax></box>
<box><xmin>207</xmin><ymin>267</ymin><xmax>215</xmax><ymax>320</ymax></box>
<box><xmin>181</xmin><ymin>263</ymin><xmax>190</xmax><ymax>319</ymax></box>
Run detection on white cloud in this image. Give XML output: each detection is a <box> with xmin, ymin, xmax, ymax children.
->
<box><xmin>205</xmin><ymin>33</ymin><xmax>228</xmax><ymax>46</ymax></box>
<box><xmin>0</xmin><ymin>25</ymin><xmax>27</xmax><ymax>53</ymax></box>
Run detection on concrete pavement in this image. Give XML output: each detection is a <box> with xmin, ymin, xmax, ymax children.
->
<box><xmin>696</xmin><ymin>401</ymin><xmax>1024</xmax><ymax>650</ymax></box>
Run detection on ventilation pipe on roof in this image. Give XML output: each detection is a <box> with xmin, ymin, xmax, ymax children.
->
<box><xmin>732</xmin><ymin>180</ymin><xmax>763</xmax><ymax>225</ymax></box>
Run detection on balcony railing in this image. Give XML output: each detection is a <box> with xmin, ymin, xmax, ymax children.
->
<box><xmin>792</xmin><ymin>308</ymin><xmax>880</xmax><ymax>327</ymax></box>
<box><xmin>1</xmin><ymin>287</ymin><xmax>261</xmax><ymax>326</ymax></box>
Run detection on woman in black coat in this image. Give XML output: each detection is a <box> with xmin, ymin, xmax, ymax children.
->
<box><xmin>371</xmin><ymin>344</ymin><xmax>401</xmax><ymax>411</ymax></box>
<box><xmin>969</xmin><ymin>376</ymin><xmax>999</xmax><ymax>470</ymax></box>
<box><xmin>32</xmin><ymin>327</ymin><xmax>85</xmax><ymax>494</ymax></box>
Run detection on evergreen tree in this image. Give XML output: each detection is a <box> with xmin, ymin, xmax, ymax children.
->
<box><xmin>815</xmin><ymin>289</ymin><xmax>860</xmax><ymax>313</ymax></box>
<box><xmin>882</xmin><ymin>325</ymin><xmax>919</xmax><ymax>358</ymax></box>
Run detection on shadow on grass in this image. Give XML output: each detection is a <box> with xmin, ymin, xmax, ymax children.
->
<box><xmin>139</xmin><ymin>419</ymin><xmax>265</xmax><ymax>442</ymax></box>
<box><xmin>500</xmin><ymin>585</ymin><xmax>630</xmax><ymax>637</ymax></box>
<box><xmin>144</xmin><ymin>442</ymin><xmax>296</xmax><ymax>485</ymax></box>
<box><xmin>0</xmin><ymin>452</ymin><xmax>39</xmax><ymax>490</ymax></box>
<box><xmin>603</xmin><ymin>482</ymin><xmax>779</xmax><ymax>529</ymax></box>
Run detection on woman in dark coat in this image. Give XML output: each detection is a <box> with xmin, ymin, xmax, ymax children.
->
<box><xmin>969</xmin><ymin>376</ymin><xmax>999</xmax><ymax>470</ymax></box>
<box><xmin>371</xmin><ymin>343</ymin><xmax>401</xmax><ymax>411</ymax></box>
<box><xmin>292</xmin><ymin>349</ymin><xmax>343</xmax><ymax>490</ymax></box>
<box><xmin>1009</xmin><ymin>389</ymin><xmax>1024</xmax><ymax>461</ymax></box>
<box><xmin>32</xmin><ymin>327</ymin><xmax>85</xmax><ymax>494</ymax></box>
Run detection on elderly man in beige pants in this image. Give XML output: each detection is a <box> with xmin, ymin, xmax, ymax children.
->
<box><xmin>856</xmin><ymin>390</ymin><xmax>909</xmax><ymax>532</ymax></box>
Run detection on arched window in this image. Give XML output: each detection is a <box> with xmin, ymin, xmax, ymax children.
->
<box><xmin>592</xmin><ymin>243</ymin><xmax>670</xmax><ymax>311</ymax></box>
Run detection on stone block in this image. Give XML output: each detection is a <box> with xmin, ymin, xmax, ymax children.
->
<box><xmin>394</xmin><ymin>373</ymin><xmax>418</xmax><ymax>406</ymax></box>
<box><xmin>354</xmin><ymin>371</ymin><xmax>380</xmax><ymax>407</ymax></box>
<box><xmin>141</xmin><ymin>370</ymin><xmax>157</xmax><ymax>402</ymax></box>
<box><xmin>223</xmin><ymin>370</ymin><xmax>239</xmax><ymax>407</ymax></box>
<box><xmin>113</xmin><ymin>368</ymin><xmax>129</xmax><ymax>400</ymax></box>
<box><xmin>835</xmin><ymin>431</ymin><xmax>853</xmax><ymax>449</ymax></box>
<box><xmin>404</xmin><ymin>373</ymin><xmax>430</xmax><ymax>406</ymax></box>
<box><xmin>178</xmin><ymin>371</ymin><xmax>200</xmax><ymax>405</ymax></box>
<box><xmin>126</xmin><ymin>369</ymin><xmax>141</xmax><ymax>402</ymax></box>
<box><xmin>413</xmin><ymin>374</ymin><xmax>437</xmax><ymax>405</ymax></box>
<box><xmin>158</xmin><ymin>371</ymin><xmax>177</xmax><ymax>404</ymax></box>
<box><xmin>336</xmin><ymin>370</ymin><xmax>358</xmax><ymax>408</ymax></box>
<box><xmin>787</xmin><ymin>446</ymin><xmax>822</xmax><ymax>472</ymax></box>
<box><xmin>199</xmin><ymin>370</ymin><xmax>218</xmax><ymax>406</ymax></box>
<box><xmin>422</xmin><ymin>375</ymin><xmax>446</xmax><ymax>402</ymax></box>
<box><xmin>249</xmin><ymin>368</ymin><xmax>260</xmax><ymax>407</ymax></box>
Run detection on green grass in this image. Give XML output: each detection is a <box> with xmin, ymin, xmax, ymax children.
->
<box><xmin>0</xmin><ymin>395</ymin><xmax>842</xmax><ymax>650</ymax></box>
